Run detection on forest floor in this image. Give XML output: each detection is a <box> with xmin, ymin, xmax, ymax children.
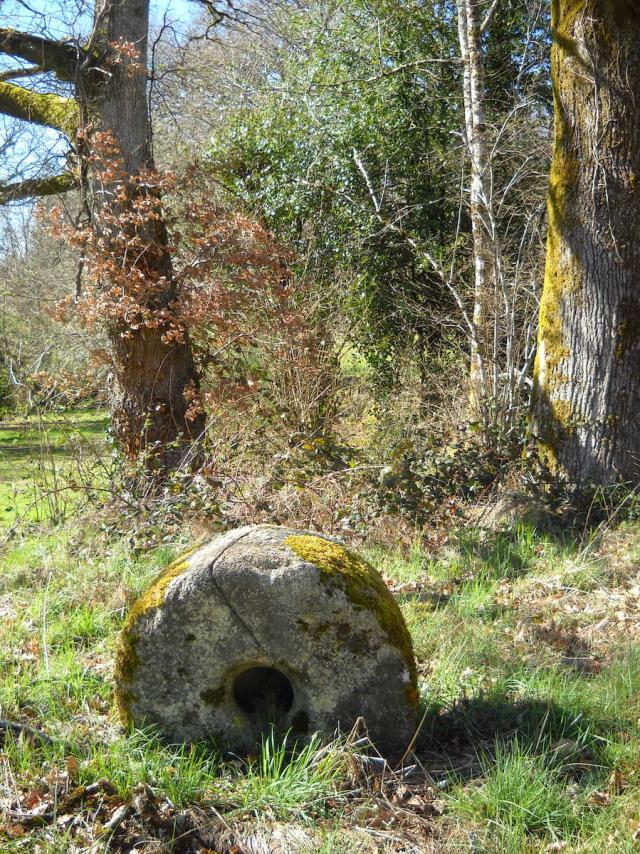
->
<box><xmin>1</xmin><ymin>412</ymin><xmax>640</xmax><ymax>852</ymax></box>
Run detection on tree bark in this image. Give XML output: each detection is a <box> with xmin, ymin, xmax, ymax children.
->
<box><xmin>456</xmin><ymin>0</ymin><xmax>495</xmax><ymax>428</ymax></box>
<box><xmin>0</xmin><ymin>172</ymin><xmax>77</xmax><ymax>203</ymax></box>
<box><xmin>84</xmin><ymin>0</ymin><xmax>205</xmax><ymax>472</ymax></box>
<box><xmin>535</xmin><ymin>0</ymin><xmax>640</xmax><ymax>485</ymax></box>
<box><xmin>0</xmin><ymin>81</ymin><xmax>77</xmax><ymax>132</ymax></box>
<box><xmin>0</xmin><ymin>3</ymin><xmax>205</xmax><ymax>477</ymax></box>
<box><xmin>0</xmin><ymin>28</ymin><xmax>78</xmax><ymax>79</ymax></box>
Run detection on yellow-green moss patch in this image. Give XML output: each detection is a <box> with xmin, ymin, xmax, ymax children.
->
<box><xmin>285</xmin><ymin>535</ymin><xmax>418</xmax><ymax>695</ymax></box>
<box><xmin>0</xmin><ymin>81</ymin><xmax>79</xmax><ymax>136</ymax></box>
<box><xmin>114</xmin><ymin>547</ymin><xmax>197</xmax><ymax>723</ymax></box>
<box><xmin>127</xmin><ymin>548</ymin><xmax>196</xmax><ymax>625</ymax></box>
<box><xmin>200</xmin><ymin>685</ymin><xmax>226</xmax><ymax>707</ymax></box>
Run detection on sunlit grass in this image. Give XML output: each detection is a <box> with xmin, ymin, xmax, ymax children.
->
<box><xmin>450</xmin><ymin>739</ymin><xmax>596</xmax><ymax>852</ymax></box>
<box><xmin>0</xmin><ymin>408</ymin><xmax>109</xmax><ymax>528</ymax></box>
<box><xmin>2</xmin><ymin>484</ymin><xmax>640</xmax><ymax>850</ymax></box>
<box><xmin>222</xmin><ymin>729</ymin><xmax>347</xmax><ymax>820</ymax></box>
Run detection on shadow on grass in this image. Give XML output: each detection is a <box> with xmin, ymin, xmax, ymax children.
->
<box><xmin>437</xmin><ymin>524</ymin><xmax>569</xmax><ymax>583</ymax></box>
<box><xmin>415</xmin><ymin>687</ymin><xmax>628</xmax><ymax>777</ymax></box>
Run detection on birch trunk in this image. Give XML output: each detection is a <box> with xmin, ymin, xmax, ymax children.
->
<box><xmin>535</xmin><ymin>0</ymin><xmax>640</xmax><ymax>485</ymax></box>
<box><xmin>456</xmin><ymin>0</ymin><xmax>494</xmax><ymax>427</ymax></box>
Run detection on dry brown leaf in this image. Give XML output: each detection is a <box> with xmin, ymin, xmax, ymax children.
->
<box><xmin>66</xmin><ymin>755</ymin><xmax>80</xmax><ymax>777</ymax></box>
<box><xmin>391</xmin><ymin>581</ymin><xmax>419</xmax><ymax>594</ymax></box>
<box><xmin>609</xmin><ymin>768</ymin><xmax>626</xmax><ymax>795</ymax></box>
<box><xmin>587</xmin><ymin>791</ymin><xmax>611</xmax><ymax>807</ymax></box>
<box><xmin>391</xmin><ymin>784</ymin><xmax>411</xmax><ymax>804</ymax></box>
<box><xmin>22</xmin><ymin>788</ymin><xmax>46</xmax><ymax>810</ymax></box>
<box><xmin>1</xmin><ymin>822</ymin><xmax>26</xmax><ymax>838</ymax></box>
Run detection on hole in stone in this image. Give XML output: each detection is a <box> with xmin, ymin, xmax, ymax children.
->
<box><xmin>233</xmin><ymin>666</ymin><xmax>294</xmax><ymax>716</ymax></box>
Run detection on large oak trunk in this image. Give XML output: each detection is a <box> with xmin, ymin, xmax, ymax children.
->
<box><xmin>87</xmin><ymin>0</ymin><xmax>205</xmax><ymax>472</ymax></box>
<box><xmin>535</xmin><ymin>0</ymin><xmax>640</xmax><ymax>485</ymax></box>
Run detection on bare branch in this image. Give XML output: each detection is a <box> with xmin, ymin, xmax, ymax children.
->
<box><xmin>481</xmin><ymin>0</ymin><xmax>502</xmax><ymax>32</ymax></box>
<box><xmin>352</xmin><ymin>148</ymin><xmax>381</xmax><ymax>213</ymax></box>
<box><xmin>0</xmin><ymin>28</ymin><xmax>81</xmax><ymax>81</ymax></box>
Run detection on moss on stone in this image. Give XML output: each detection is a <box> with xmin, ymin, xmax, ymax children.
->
<box><xmin>200</xmin><ymin>686</ymin><xmax>226</xmax><ymax>707</ymax></box>
<box><xmin>296</xmin><ymin>614</ymin><xmax>373</xmax><ymax>655</ymax></box>
<box><xmin>405</xmin><ymin>684</ymin><xmax>419</xmax><ymax>707</ymax></box>
<box><xmin>113</xmin><ymin>548</ymin><xmax>196</xmax><ymax>724</ymax></box>
<box><xmin>113</xmin><ymin>630</ymin><xmax>141</xmax><ymax>723</ymax></box>
<box><xmin>128</xmin><ymin>549</ymin><xmax>195</xmax><ymax>624</ymax></box>
<box><xmin>285</xmin><ymin>535</ymin><xmax>418</xmax><ymax>699</ymax></box>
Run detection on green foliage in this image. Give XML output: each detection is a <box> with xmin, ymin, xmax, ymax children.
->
<box><xmin>209</xmin><ymin>0</ymin><xmax>550</xmax><ymax>398</ymax></box>
<box><xmin>81</xmin><ymin>730</ymin><xmax>219</xmax><ymax>805</ymax></box>
<box><xmin>210</xmin><ymin>0</ymin><xmax>462</xmax><ymax>386</ymax></box>
<box><xmin>371</xmin><ymin>423</ymin><xmax>524</xmax><ymax>524</ymax></box>
<box><xmin>226</xmin><ymin>729</ymin><xmax>346</xmax><ymax>820</ymax></box>
<box><xmin>451</xmin><ymin>740</ymin><xmax>593</xmax><ymax>850</ymax></box>
<box><xmin>0</xmin><ymin>360</ymin><xmax>14</xmax><ymax>416</ymax></box>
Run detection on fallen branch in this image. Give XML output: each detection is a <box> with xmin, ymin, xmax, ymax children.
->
<box><xmin>0</xmin><ymin>719</ymin><xmax>53</xmax><ymax>746</ymax></box>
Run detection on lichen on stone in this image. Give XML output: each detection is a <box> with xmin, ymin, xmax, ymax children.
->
<box><xmin>114</xmin><ymin>547</ymin><xmax>196</xmax><ymax>723</ymax></box>
<box><xmin>284</xmin><ymin>534</ymin><xmax>418</xmax><ymax>697</ymax></box>
<box><xmin>200</xmin><ymin>686</ymin><xmax>226</xmax><ymax>707</ymax></box>
<box><xmin>128</xmin><ymin>549</ymin><xmax>196</xmax><ymax>623</ymax></box>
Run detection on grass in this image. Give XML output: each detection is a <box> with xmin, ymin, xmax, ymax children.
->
<box><xmin>0</xmin><ymin>408</ymin><xmax>109</xmax><ymax>529</ymax></box>
<box><xmin>450</xmin><ymin>739</ymin><xmax>596</xmax><ymax>851</ymax></box>
<box><xmin>2</xmin><ymin>421</ymin><xmax>640</xmax><ymax>849</ymax></box>
<box><xmin>224</xmin><ymin>730</ymin><xmax>347</xmax><ymax>820</ymax></box>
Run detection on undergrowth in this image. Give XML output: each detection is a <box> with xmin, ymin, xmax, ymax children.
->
<box><xmin>2</xmin><ymin>409</ymin><xmax>640</xmax><ymax>850</ymax></box>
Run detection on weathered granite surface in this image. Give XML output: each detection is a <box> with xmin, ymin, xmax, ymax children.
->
<box><xmin>115</xmin><ymin>525</ymin><xmax>418</xmax><ymax>757</ymax></box>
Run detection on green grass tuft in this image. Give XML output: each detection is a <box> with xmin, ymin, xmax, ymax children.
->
<box><xmin>450</xmin><ymin>739</ymin><xmax>595</xmax><ymax>851</ymax></box>
<box><xmin>224</xmin><ymin>729</ymin><xmax>347</xmax><ymax>820</ymax></box>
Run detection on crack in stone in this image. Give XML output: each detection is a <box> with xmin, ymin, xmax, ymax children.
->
<box><xmin>208</xmin><ymin>527</ymin><xmax>269</xmax><ymax>656</ymax></box>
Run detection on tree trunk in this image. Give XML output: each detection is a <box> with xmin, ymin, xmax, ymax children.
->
<box><xmin>456</xmin><ymin>0</ymin><xmax>494</xmax><ymax>429</ymax></box>
<box><xmin>0</xmin><ymin>3</ymin><xmax>205</xmax><ymax>476</ymax></box>
<box><xmin>535</xmin><ymin>0</ymin><xmax>640</xmax><ymax>485</ymax></box>
<box><xmin>85</xmin><ymin>0</ymin><xmax>205</xmax><ymax>473</ymax></box>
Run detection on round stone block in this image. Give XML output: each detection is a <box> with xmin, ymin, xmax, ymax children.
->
<box><xmin>114</xmin><ymin>525</ymin><xmax>418</xmax><ymax>758</ymax></box>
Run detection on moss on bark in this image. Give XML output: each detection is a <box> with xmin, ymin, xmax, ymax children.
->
<box><xmin>0</xmin><ymin>81</ymin><xmax>78</xmax><ymax>135</ymax></box>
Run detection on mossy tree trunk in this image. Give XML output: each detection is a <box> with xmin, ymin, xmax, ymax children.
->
<box><xmin>535</xmin><ymin>0</ymin><xmax>640</xmax><ymax>485</ymax></box>
<box><xmin>0</xmin><ymin>2</ymin><xmax>205</xmax><ymax>477</ymax></box>
<box><xmin>87</xmin><ymin>0</ymin><xmax>205</xmax><ymax>473</ymax></box>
